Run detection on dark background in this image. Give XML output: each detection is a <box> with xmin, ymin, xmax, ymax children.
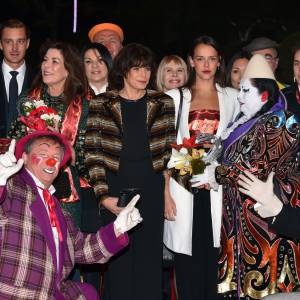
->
<box><xmin>2</xmin><ymin>0</ymin><xmax>300</xmax><ymax>83</ymax></box>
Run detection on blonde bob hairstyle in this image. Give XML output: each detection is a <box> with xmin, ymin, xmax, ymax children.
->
<box><xmin>156</xmin><ymin>55</ymin><xmax>188</xmax><ymax>91</ymax></box>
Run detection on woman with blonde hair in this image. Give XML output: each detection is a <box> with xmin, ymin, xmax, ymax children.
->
<box><xmin>156</xmin><ymin>55</ymin><xmax>188</xmax><ymax>92</ymax></box>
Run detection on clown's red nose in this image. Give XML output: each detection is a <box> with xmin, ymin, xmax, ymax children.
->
<box><xmin>46</xmin><ymin>158</ymin><xmax>57</xmax><ymax>167</ymax></box>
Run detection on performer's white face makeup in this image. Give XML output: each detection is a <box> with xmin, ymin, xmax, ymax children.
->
<box><xmin>238</xmin><ymin>78</ymin><xmax>268</xmax><ymax>118</ymax></box>
<box><xmin>23</xmin><ymin>138</ymin><xmax>63</xmax><ymax>188</ymax></box>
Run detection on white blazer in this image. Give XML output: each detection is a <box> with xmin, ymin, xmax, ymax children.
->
<box><xmin>164</xmin><ymin>85</ymin><xmax>240</xmax><ymax>255</ymax></box>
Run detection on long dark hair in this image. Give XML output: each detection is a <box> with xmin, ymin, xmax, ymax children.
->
<box><xmin>32</xmin><ymin>40</ymin><xmax>87</xmax><ymax>104</ymax></box>
<box><xmin>108</xmin><ymin>43</ymin><xmax>156</xmax><ymax>91</ymax></box>
<box><xmin>186</xmin><ymin>35</ymin><xmax>226</xmax><ymax>88</ymax></box>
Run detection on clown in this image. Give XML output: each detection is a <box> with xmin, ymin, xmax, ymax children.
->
<box><xmin>191</xmin><ymin>54</ymin><xmax>300</xmax><ymax>299</ymax></box>
<box><xmin>0</xmin><ymin>131</ymin><xmax>142</xmax><ymax>299</ymax></box>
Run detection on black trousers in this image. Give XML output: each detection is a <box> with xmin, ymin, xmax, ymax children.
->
<box><xmin>174</xmin><ymin>189</ymin><xmax>219</xmax><ymax>300</ymax></box>
<box><xmin>103</xmin><ymin>174</ymin><xmax>164</xmax><ymax>300</ymax></box>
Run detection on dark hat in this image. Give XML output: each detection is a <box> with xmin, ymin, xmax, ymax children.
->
<box><xmin>243</xmin><ymin>37</ymin><xmax>279</xmax><ymax>53</ymax></box>
<box><xmin>15</xmin><ymin>131</ymin><xmax>72</xmax><ymax>168</ymax></box>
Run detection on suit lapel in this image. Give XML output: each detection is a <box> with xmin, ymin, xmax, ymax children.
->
<box><xmin>21</xmin><ymin>67</ymin><xmax>29</xmax><ymax>93</ymax></box>
<box><xmin>0</xmin><ymin>70</ymin><xmax>8</xmax><ymax>136</ymax></box>
<box><xmin>180</xmin><ymin>89</ymin><xmax>192</xmax><ymax>141</ymax></box>
<box><xmin>21</xmin><ymin>170</ymin><xmax>58</xmax><ymax>271</ymax></box>
<box><xmin>216</xmin><ymin>86</ymin><xmax>225</xmax><ymax>136</ymax></box>
<box><xmin>21</xmin><ymin>66</ymin><xmax>33</xmax><ymax>94</ymax></box>
<box><xmin>54</xmin><ymin>198</ymin><xmax>68</xmax><ymax>276</ymax></box>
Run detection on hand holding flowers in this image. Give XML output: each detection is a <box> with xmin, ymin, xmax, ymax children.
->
<box><xmin>168</xmin><ymin>136</ymin><xmax>206</xmax><ymax>176</ymax></box>
<box><xmin>167</xmin><ymin>136</ymin><xmax>210</xmax><ymax>192</ymax></box>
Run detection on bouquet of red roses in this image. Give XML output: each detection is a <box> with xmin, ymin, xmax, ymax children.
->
<box><xmin>20</xmin><ymin>100</ymin><xmax>61</xmax><ymax>131</ymax></box>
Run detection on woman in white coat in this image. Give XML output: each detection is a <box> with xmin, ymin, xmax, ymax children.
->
<box><xmin>164</xmin><ymin>35</ymin><xmax>240</xmax><ymax>300</ymax></box>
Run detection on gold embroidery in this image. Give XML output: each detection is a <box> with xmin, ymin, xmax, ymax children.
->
<box><xmin>278</xmin><ymin>255</ymin><xmax>296</xmax><ymax>292</ymax></box>
<box><xmin>244</xmin><ymin>271</ymin><xmax>276</xmax><ymax>299</ymax></box>
<box><xmin>218</xmin><ymin>265</ymin><xmax>237</xmax><ymax>293</ymax></box>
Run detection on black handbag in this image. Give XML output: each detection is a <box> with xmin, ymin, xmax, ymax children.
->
<box><xmin>117</xmin><ymin>188</ymin><xmax>141</xmax><ymax>207</ymax></box>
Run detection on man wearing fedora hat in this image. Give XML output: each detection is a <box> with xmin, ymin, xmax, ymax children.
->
<box><xmin>88</xmin><ymin>22</ymin><xmax>124</xmax><ymax>59</ymax></box>
<box><xmin>0</xmin><ymin>131</ymin><xmax>142</xmax><ymax>299</ymax></box>
<box><xmin>243</xmin><ymin>37</ymin><xmax>286</xmax><ymax>89</ymax></box>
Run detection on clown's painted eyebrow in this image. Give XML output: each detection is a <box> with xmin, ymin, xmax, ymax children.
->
<box><xmin>38</xmin><ymin>142</ymin><xmax>51</xmax><ymax>147</ymax></box>
<box><xmin>36</xmin><ymin>142</ymin><xmax>62</xmax><ymax>151</ymax></box>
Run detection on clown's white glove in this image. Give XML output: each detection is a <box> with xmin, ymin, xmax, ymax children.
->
<box><xmin>114</xmin><ymin>195</ymin><xmax>143</xmax><ymax>234</ymax></box>
<box><xmin>238</xmin><ymin>170</ymin><xmax>283</xmax><ymax>218</ymax></box>
<box><xmin>190</xmin><ymin>161</ymin><xmax>219</xmax><ymax>191</ymax></box>
<box><xmin>0</xmin><ymin>139</ymin><xmax>23</xmax><ymax>185</ymax></box>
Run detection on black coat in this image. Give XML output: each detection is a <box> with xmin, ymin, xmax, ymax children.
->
<box><xmin>0</xmin><ymin>62</ymin><xmax>34</xmax><ymax>137</ymax></box>
<box><xmin>270</xmin><ymin>205</ymin><xmax>300</xmax><ymax>239</ymax></box>
<box><xmin>282</xmin><ymin>83</ymin><xmax>300</xmax><ymax>118</ymax></box>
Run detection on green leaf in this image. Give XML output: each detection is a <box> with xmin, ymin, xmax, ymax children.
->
<box><xmin>191</xmin><ymin>159</ymin><xmax>206</xmax><ymax>174</ymax></box>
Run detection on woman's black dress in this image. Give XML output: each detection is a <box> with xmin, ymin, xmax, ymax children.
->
<box><xmin>102</xmin><ymin>95</ymin><xmax>165</xmax><ymax>300</ymax></box>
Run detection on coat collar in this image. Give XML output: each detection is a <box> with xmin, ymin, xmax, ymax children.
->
<box><xmin>20</xmin><ymin>168</ymin><xmax>67</xmax><ymax>274</ymax></box>
<box><xmin>20</xmin><ymin>169</ymin><xmax>58</xmax><ymax>269</ymax></box>
<box><xmin>104</xmin><ymin>90</ymin><xmax>163</xmax><ymax>133</ymax></box>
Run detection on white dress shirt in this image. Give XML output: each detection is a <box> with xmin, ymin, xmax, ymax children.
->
<box><xmin>90</xmin><ymin>82</ymin><xmax>108</xmax><ymax>96</ymax></box>
<box><xmin>2</xmin><ymin>60</ymin><xmax>26</xmax><ymax>101</ymax></box>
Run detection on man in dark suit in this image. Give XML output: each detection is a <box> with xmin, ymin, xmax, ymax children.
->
<box><xmin>0</xmin><ymin>19</ymin><xmax>34</xmax><ymax>137</ymax></box>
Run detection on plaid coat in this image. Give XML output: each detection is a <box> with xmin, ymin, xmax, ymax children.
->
<box><xmin>84</xmin><ymin>90</ymin><xmax>175</xmax><ymax>200</ymax></box>
<box><xmin>0</xmin><ymin>169</ymin><xmax>128</xmax><ymax>299</ymax></box>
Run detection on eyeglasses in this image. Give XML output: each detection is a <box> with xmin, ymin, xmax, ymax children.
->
<box><xmin>264</xmin><ymin>54</ymin><xmax>278</xmax><ymax>62</ymax></box>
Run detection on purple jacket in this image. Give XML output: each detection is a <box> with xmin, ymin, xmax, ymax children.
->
<box><xmin>0</xmin><ymin>169</ymin><xmax>128</xmax><ymax>299</ymax></box>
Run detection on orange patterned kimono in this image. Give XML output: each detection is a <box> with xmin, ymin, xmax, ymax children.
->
<box><xmin>216</xmin><ymin>108</ymin><xmax>300</xmax><ymax>299</ymax></box>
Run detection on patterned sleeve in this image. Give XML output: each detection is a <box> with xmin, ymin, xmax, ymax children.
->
<box><xmin>216</xmin><ymin>111</ymin><xmax>300</xmax><ymax>189</ymax></box>
<box><xmin>84</xmin><ymin>98</ymin><xmax>109</xmax><ymax>201</ymax></box>
<box><xmin>162</xmin><ymin>95</ymin><xmax>176</xmax><ymax>169</ymax></box>
<box><xmin>63</xmin><ymin>210</ymin><xmax>128</xmax><ymax>264</ymax></box>
<box><xmin>215</xmin><ymin>163</ymin><xmax>243</xmax><ymax>186</ymax></box>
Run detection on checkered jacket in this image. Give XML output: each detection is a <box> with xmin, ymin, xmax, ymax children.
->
<box><xmin>0</xmin><ymin>169</ymin><xmax>128</xmax><ymax>299</ymax></box>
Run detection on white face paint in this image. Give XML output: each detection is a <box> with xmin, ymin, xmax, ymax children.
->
<box><xmin>238</xmin><ymin>79</ymin><xmax>267</xmax><ymax>118</ymax></box>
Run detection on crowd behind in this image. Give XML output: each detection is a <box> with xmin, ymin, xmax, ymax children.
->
<box><xmin>1</xmin><ymin>17</ymin><xmax>300</xmax><ymax>300</ymax></box>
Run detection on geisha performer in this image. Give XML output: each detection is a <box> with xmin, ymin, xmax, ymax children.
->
<box><xmin>191</xmin><ymin>54</ymin><xmax>300</xmax><ymax>299</ymax></box>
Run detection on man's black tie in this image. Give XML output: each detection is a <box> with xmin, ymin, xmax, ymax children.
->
<box><xmin>8</xmin><ymin>70</ymin><xmax>19</xmax><ymax>126</ymax></box>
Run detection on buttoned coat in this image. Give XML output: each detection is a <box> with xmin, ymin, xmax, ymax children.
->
<box><xmin>0</xmin><ymin>169</ymin><xmax>127</xmax><ymax>299</ymax></box>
